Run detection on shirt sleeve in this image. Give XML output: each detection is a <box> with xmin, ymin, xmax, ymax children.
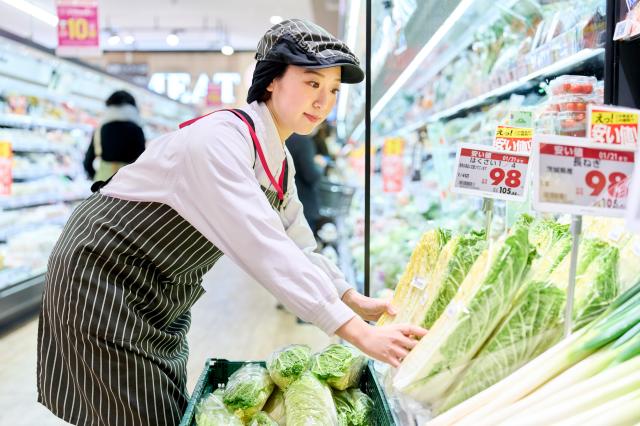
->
<box><xmin>280</xmin><ymin>154</ymin><xmax>353</xmax><ymax>298</ymax></box>
<box><xmin>167</xmin><ymin>116</ymin><xmax>355</xmax><ymax>335</ymax></box>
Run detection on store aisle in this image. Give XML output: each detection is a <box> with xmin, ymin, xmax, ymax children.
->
<box><xmin>0</xmin><ymin>257</ymin><xmax>335</xmax><ymax>425</ymax></box>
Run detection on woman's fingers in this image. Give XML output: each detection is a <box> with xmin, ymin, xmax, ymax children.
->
<box><xmin>400</xmin><ymin>324</ymin><xmax>428</xmax><ymax>338</ymax></box>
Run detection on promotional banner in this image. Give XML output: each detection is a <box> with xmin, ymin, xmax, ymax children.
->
<box><xmin>56</xmin><ymin>0</ymin><xmax>101</xmax><ymax>57</ymax></box>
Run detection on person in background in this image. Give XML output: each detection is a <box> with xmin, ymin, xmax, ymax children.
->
<box><xmin>285</xmin><ymin>132</ymin><xmax>323</xmax><ymax>233</ymax></box>
<box><xmin>83</xmin><ymin>90</ymin><xmax>146</xmax><ymax>181</ymax></box>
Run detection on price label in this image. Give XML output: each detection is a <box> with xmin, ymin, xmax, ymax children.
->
<box><xmin>493</xmin><ymin>125</ymin><xmax>533</xmax><ymax>153</ymax></box>
<box><xmin>56</xmin><ymin>1</ymin><xmax>101</xmax><ymax>57</ymax></box>
<box><xmin>452</xmin><ymin>144</ymin><xmax>531</xmax><ymax>202</ymax></box>
<box><xmin>383</xmin><ymin>137</ymin><xmax>404</xmax><ymax>156</ymax></box>
<box><xmin>0</xmin><ymin>140</ymin><xmax>12</xmax><ymax>196</ymax></box>
<box><xmin>533</xmin><ymin>135</ymin><xmax>635</xmax><ymax>217</ymax></box>
<box><xmin>587</xmin><ymin>105</ymin><xmax>639</xmax><ymax>146</ymax></box>
<box><xmin>382</xmin><ymin>138</ymin><xmax>404</xmax><ymax>193</ymax></box>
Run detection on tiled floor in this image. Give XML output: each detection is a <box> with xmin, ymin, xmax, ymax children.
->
<box><xmin>0</xmin><ymin>257</ymin><xmax>335</xmax><ymax>425</ymax></box>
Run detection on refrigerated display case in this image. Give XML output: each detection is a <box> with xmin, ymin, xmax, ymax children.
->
<box><xmin>338</xmin><ymin>0</ymin><xmax>640</xmax><ymax>423</ymax></box>
<box><xmin>0</xmin><ymin>30</ymin><xmax>195</xmax><ymax>326</ymax></box>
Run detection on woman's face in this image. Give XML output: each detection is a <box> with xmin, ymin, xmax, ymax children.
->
<box><xmin>266</xmin><ymin>65</ymin><xmax>341</xmax><ymax>138</ymax></box>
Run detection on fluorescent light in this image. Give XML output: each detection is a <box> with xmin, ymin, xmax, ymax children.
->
<box><xmin>270</xmin><ymin>15</ymin><xmax>283</xmax><ymax>25</ymax></box>
<box><xmin>370</xmin><ymin>0</ymin><xmax>475</xmax><ymax>121</ymax></box>
<box><xmin>221</xmin><ymin>45</ymin><xmax>234</xmax><ymax>55</ymax></box>
<box><xmin>107</xmin><ymin>34</ymin><xmax>120</xmax><ymax>46</ymax></box>
<box><xmin>166</xmin><ymin>33</ymin><xmax>179</xmax><ymax>46</ymax></box>
<box><xmin>1</xmin><ymin>0</ymin><xmax>58</xmax><ymax>26</ymax></box>
<box><xmin>123</xmin><ymin>35</ymin><xmax>135</xmax><ymax>45</ymax></box>
<box><xmin>345</xmin><ymin>0</ymin><xmax>361</xmax><ymax>50</ymax></box>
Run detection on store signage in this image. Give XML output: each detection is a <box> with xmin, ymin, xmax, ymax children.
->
<box><xmin>493</xmin><ymin>125</ymin><xmax>533</xmax><ymax>153</ymax></box>
<box><xmin>0</xmin><ymin>141</ymin><xmax>12</xmax><ymax>196</ymax></box>
<box><xmin>533</xmin><ymin>135</ymin><xmax>635</xmax><ymax>217</ymax></box>
<box><xmin>206</xmin><ymin>83</ymin><xmax>222</xmax><ymax>107</ymax></box>
<box><xmin>452</xmin><ymin>143</ymin><xmax>531</xmax><ymax>202</ymax></box>
<box><xmin>382</xmin><ymin>138</ymin><xmax>404</xmax><ymax>193</ymax></box>
<box><xmin>56</xmin><ymin>0</ymin><xmax>101</xmax><ymax>57</ymax></box>
<box><xmin>625</xmin><ymin>152</ymin><xmax>640</xmax><ymax>232</ymax></box>
<box><xmin>587</xmin><ymin>105</ymin><xmax>639</xmax><ymax>146</ymax></box>
<box><xmin>509</xmin><ymin>111</ymin><xmax>534</xmax><ymax>128</ymax></box>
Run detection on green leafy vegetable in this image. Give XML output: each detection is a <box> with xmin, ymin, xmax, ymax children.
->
<box><xmin>195</xmin><ymin>392</ymin><xmax>243</xmax><ymax>426</ymax></box>
<box><xmin>262</xmin><ymin>388</ymin><xmax>286</xmax><ymax>425</ymax></box>
<box><xmin>267</xmin><ymin>345</ymin><xmax>312</xmax><ymax>390</ymax></box>
<box><xmin>248</xmin><ymin>411</ymin><xmax>278</xmax><ymax>426</ymax></box>
<box><xmin>284</xmin><ymin>372</ymin><xmax>338</xmax><ymax>426</ymax></box>
<box><xmin>223</xmin><ymin>364</ymin><xmax>274</xmax><ymax>422</ymax></box>
<box><xmin>311</xmin><ymin>344</ymin><xmax>366</xmax><ymax>391</ymax></box>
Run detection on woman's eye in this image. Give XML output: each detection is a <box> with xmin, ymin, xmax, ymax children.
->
<box><xmin>331</xmin><ymin>88</ymin><xmax>340</xmax><ymax>95</ymax></box>
<box><xmin>308</xmin><ymin>81</ymin><xmax>320</xmax><ymax>88</ymax></box>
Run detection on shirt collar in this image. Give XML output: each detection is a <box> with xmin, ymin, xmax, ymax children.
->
<box><xmin>243</xmin><ymin>101</ymin><xmax>286</xmax><ymax>168</ymax></box>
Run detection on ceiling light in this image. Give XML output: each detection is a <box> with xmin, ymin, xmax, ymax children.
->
<box><xmin>221</xmin><ymin>45</ymin><xmax>234</xmax><ymax>56</ymax></box>
<box><xmin>123</xmin><ymin>35</ymin><xmax>135</xmax><ymax>45</ymax></box>
<box><xmin>107</xmin><ymin>34</ymin><xmax>121</xmax><ymax>46</ymax></box>
<box><xmin>166</xmin><ymin>32</ymin><xmax>180</xmax><ymax>47</ymax></box>
<box><xmin>1</xmin><ymin>0</ymin><xmax>58</xmax><ymax>27</ymax></box>
<box><xmin>270</xmin><ymin>15</ymin><xmax>283</xmax><ymax>25</ymax></box>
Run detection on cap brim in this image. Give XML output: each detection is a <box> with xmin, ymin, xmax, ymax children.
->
<box><xmin>303</xmin><ymin>62</ymin><xmax>364</xmax><ymax>84</ymax></box>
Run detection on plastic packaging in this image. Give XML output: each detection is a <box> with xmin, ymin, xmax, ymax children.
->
<box><xmin>549</xmin><ymin>75</ymin><xmax>597</xmax><ymax>95</ymax></box>
<box><xmin>223</xmin><ymin>364</ymin><xmax>275</xmax><ymax>422</ymax></box>
<box><xmin>557</xmin><ymin>111</ymin><xmax>588</xmax><ymax>136</ymax></box>
<box><xmin>311</xmin><ymin>344</ymin><xmax>366</xmax><ymax>391</ymax></box>
<box><xmin>267</xmin><ymin>345</ymin><xmax>312</xmax><ymax>391</ymax></box>
<box><xmin>284</xmin><ymin>372</ymin><xmax>338</xmax><ymax>426</ymax></box>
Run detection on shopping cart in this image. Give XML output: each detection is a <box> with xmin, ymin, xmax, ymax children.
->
<box><xmin>317</xmin><ymin>179</ymin><xmax>356</xmax><ymax>218</ymax></box>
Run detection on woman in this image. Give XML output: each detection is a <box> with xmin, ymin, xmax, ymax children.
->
<box><xmin>37</xmin><ymin>19</ymin><xmax>426</xmax><ymax>426</ymax></box>
<box><xmin>83</xmin><ymin>90</ymin><xmax>146</xmax><ymax>182</ymax></box>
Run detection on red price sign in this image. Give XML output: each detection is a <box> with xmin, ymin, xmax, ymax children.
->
<box><xmin>533</xmin><ymin>135</ymin><xmax>636</xmax><ymax>217</ymax></box>
<box><xmin>587</xmin><ymin>105</ymin><xmax>639</xmax><ymax>147</ymax></box>
<box><xmin>0</xmin><ymin>141</ymin><xmax>12</xmax><ymax>196</ymax></box>
<box><xmin>382</xmin><ymin>138</ymin><xmax>404</xmax><ymax>193</ymax></box>
<box><xmin>493</xmin><ymin>125</ymin><xmax>533</xmax><ymax>153</ymax></box>
<box><xmin>452</xmin><ymin>144</ymin><xmax>531</xmax><ymax>201</ymax></box>
<box><xmin>56</xmin><ymin>0</ymin><xmax>101</xmax><ymax>57</ymax></box>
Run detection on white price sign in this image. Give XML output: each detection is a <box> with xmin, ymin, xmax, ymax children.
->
<box><xmin>452</xmin><ymin>144</ymin><xmax>531</xmax><ymax>202</ymax></box>
<box><xmin>533</xmin><ymin>135</ymin><xmax>636</xmax><ymax>217</ymax></box>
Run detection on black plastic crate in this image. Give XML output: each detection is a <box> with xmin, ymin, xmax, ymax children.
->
<box><xmin>180</xmin><ymin>358</ymin><xmax>396</xmax><ymax>425</ymax></box>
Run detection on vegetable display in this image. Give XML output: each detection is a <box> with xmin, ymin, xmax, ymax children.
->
<box><xmin>223</xmin><ymin>364</ymin><xmax>274</xmax><ymax>422</ymax></box>
<box><xmin>284</xmin><ymin>372</ymin><xmax>338</xmax><ymax>426</ymax></box>
<box><xmin>311</xmin><ymin>344</ymin><xmax>366</xmax><ymax>391</ymax></box>
<box><xmin>267</xmin><ymin>345</ymin><xmax>312</xmax><ymax>390</ymax></box>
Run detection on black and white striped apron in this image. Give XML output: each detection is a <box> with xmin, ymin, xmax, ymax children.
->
<box><xmin>37</xmin><ymin>110</ymin><xmax>288</xmax><ymax>426</ymax></box>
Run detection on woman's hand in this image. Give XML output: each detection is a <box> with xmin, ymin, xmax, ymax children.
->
<box><xmin>335</xmin><ymin>316</ymin><xmax>427</xmax><ymax>367</ymax></box>
<box><xmin>341</xmin><ymin>288</ymin><xmax>396</xmax><ymax>322</ymax></box>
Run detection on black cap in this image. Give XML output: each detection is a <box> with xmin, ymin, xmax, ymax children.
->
<box><xmin>255</xmin><ymin>19</ymin><xmax>364</xmax><ymax>84</ymax></box>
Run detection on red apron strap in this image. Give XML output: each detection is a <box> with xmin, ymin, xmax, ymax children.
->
<box><xmin>179</xmin><ymin>109</ymin><xmax>286</xmax><ymax>201</ymax></box>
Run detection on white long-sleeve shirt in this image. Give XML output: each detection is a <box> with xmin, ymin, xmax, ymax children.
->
<box><xmin>101</xmin><ymin>101</ymin><xmax>355</xmax><ymax>335</ymax></box>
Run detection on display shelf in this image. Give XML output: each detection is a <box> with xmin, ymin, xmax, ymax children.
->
<box><xmin>0</xmin><ymin>113</ymin><xmax>94</xmax><ymax>133</ymax></box>
<box><xmin>0</xmin><ymin>271</ymin><xmax>45</xmax><ymax>327</ymax></box>
<box><xmin>0</xmin><ymin>193</ymin><xmax>88</xmax><ymax>211</ymax></box>
<box><xmin>390</xmin><ymin>47</ymin><xmax>605</xmax><ymax>136</ymax></box>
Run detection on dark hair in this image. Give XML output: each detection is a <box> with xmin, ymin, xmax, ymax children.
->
<box><xmin>106</xmin><ymin>90</ymin><xmax>137</xmax><ymax>108</ymax></box>
<box><xmin>247</xmin><ymin>62</ymin><xmax>289</xmax><ymax>103</ymax></box>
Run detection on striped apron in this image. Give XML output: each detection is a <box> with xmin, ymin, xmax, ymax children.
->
<box><xmin>37</xmin><ymin>110</ymin><xmax>288</xmax><ymax>426</ymax></box>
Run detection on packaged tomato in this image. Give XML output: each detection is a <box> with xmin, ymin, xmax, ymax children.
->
<box><xmin>548</xmin><ymin>75</ymin><xmax>597</xmax><ymax>95</ymax></box>
<box><xmin>557</xmin><ymin>111</ymin><xmax>587</xmax><ymax>136</ymax></box>
<box><xmin>550</xmin><ymin>95</ymin><xmax>591</xmax><ymax>112</ymax></box>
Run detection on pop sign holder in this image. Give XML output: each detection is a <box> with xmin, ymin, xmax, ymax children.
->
<box><xmin>452</xmin><ymin>143</ymin><xmax>532</xmax><ymax>236</ymax></box>
<box><xmin>532</xmin><ymin>134</ymin><xmax>636</xmax><ymax>335</ymax></box>
<box><xmin>587</xmin><ymin>104</ymin><xmax>639</xmax><ymax>146</ymax></box>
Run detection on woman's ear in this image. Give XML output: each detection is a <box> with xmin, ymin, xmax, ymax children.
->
<box><xmin>266</xmin><ymin>80</ymin><xmax>275</xmax><ymax>94</ymax></box>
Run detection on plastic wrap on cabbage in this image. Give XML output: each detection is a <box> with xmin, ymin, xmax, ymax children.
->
<box><xmin>311</xmin><ymin>344</ymin><xmax>366</xmax><ymax>391</ymax></box>
<box><xmin>434</xmin><ymin>220</ymin><xmax>572</xmax><ymax>411</ymax></box>
<box><xmin>333</xmin><ymin>388</ymin><xmax>373</xmax><ymax>426</ymax></box>
<box><xmin>195</xmin><ymin>392</ymin><xmax>243</xmax><ymax>426</ymax></box>
<box><xmin>618</xmin><ymin>235</ymin><xmax>640</xmax><ymax>292</ymax></box>
<box><xmin>223</xmin><ymin>364</ymin><xmax>274</xmax><ymax>422</ymax></box>
<box><xmin>267</xmin><ymin>344</ymin><xmax>312</xmax><ymax>390</ymax></box>
<box><xmin>284</xmin><ymin>372</ymin><xmax>338</xmax><ymax>426</ymax></box>
<box><xmin>248</xmin><ymin>411</ymin><xmax>278</xmax><ymax>426</ymax></box>
<box><xmin>419</xmin><ymin>231</ymin><xmax>486</xmax><ymax>328</ymax></box>
<box><xmin>393</xmin><ymin>216</ymin><xmax>532</xmax><ymax>403</ymax></box>
<box><xmin>262</xmin><ymin>388</ymin><xmax>286</xmax><ymax>426</ymax></box>
<box><xmin>377</xmin><ymin>228</ymin><xmax>451</xmax><ymax>327</ymax></box>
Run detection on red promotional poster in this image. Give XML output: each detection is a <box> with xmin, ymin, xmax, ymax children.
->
<box><xmin>382</xmin><ymin>138</ymin><xmax>404</xmax><ymax>193</ymax></box>
<box><xmin>56</xmin><ymin>0</ymin><xmax>100</xmax><ymax>57</ymax></box>
<box><xmin>206</xmin><ymin>83</ymin><xmax>223</xmax><ymax>107</ymax></box>
<box><xmin>0</xmin><ymin>141</ymin><xmax>13</xmax><ymax>196</ymax></box>
<box><xmin>587</xmin><ymin>105</ymin><xmax>639</xmax><ymax>146</ymax></box>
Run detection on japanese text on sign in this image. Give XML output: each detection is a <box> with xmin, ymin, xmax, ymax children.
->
<box><xmin>588</xmin><ymin>105</ymin><xmax>639</xmax><ymax>146</ymax></box>
<box><xmin>453</xmin><ymin>144</ymin><xmax>531</xmax><ymax>202</ymax></box>
<box><xmin>493</xmin><ymin>125</ymin><xmax>533</xmax><ymax>153</ymax></box>
<box><xmin>533</xmin><ymin>136</ymin><xmax>636</xmax><ymax>217</ymax></box>
<box><xmin>56</xmin><ymin>0</ymin><xmax>100</xmax><ymax>57</ymax></box>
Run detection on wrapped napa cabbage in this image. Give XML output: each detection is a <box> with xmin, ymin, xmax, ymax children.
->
<box><xmin>223</xmin><ymin>364</ymin><xmax>274</xmax><ymax>422</ymax></box>
<box><xmin>435</xmin><ymin>219</ymin><xmax>572</xmax><ymax>412</ymax></box>
<box><xmin>618</xmin><ymin>235</ymin><xmax>640</xmax><ymax>292</ymax></box>
<box><xmin>311</xmin><ymin>344</ymin><xmax>366</xmax><ymax>391</ymax></box>
<box><xmin>248</xmin><ymin>411</ymin><xmax>278</xmax><ymax>426</ymax></box>
<box><xmin>377</xmin><ymin>228</ymin><xmax>451</xmax><ymax>327</ymax></box>
<box><xmin>393</xmin><ymin>215</ymin><xmax>532</xmax><ymax>403</ymax></box>
<box><xmin>195</xmin><ymin>392</ymin><xmax>243</xmax><ymax>426</ymax></box>
<box><xmin>333</xmin><ymin>389</ymin><xmax>373</xmax><ymax>426</ymax></box>
<box><xmin>267</xmin><ymin>344</ymin><xmax>312</xmax><ymax>390</ymax></box>
<box><xmin>262</xmin><ymin>388</ymin><xmax>286</xmax><ymax>425</ymax></box>
<box><xmin>284</xmin><ymin>372</ymin><xmax>338</xmax><ymax>426</ymax></box>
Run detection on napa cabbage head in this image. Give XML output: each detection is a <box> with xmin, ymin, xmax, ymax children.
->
<box><xmin>267</xmin><ymin>345</ymin><xmax>311</xmax><ymax>390</ymax></box>
<box><xmin>311</xmin><ymin>344</ymin><xmax>366</xmax><ymax>391</ymax></box>
<box><xmin>223</xmin><ymin>364</ymin><xmax>274</xmax><ymax>422</ymax></box>
<box><xmin>284</xmin><ymin>372</ymin><xmax>338</xmax><ymax>426</ymax></box>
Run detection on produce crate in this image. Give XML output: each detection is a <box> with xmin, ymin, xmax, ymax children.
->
<box><xmin>318</xmin><ymin>180</ymin><xmax>356</xmax><ymax>218</ymax></box>
<box><xmin>180</xmin><ymin>358</ymin><xmax>396</xmax><ymax>426</ymax></box>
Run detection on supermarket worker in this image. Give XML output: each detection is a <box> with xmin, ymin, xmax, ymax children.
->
<box><xmin>37</xmin><ymin>19</ymin><xmax>427</xmax><ymax>426</ymax></box>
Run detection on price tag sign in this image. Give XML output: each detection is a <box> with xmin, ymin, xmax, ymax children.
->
<box><xmin>452</xmin><ymin>144</ymin><xmax>531</xmax><ymax>202</ymax></box>
<box><xmin>56</xmin><ymin>0</ymin><xmax>101</xmax><ymax>57</ymax></box>
<box><xmin>509</xmin><ymin>111</ymin><xmax>534</xmax><ymax>128</ymax></box>
<box><xmin>0</xmin><ymin>140</ymin><xmax>12</xmax><ymax>196</ymax></box>
<box><xmin>493</xmin><ymin>125</ymin><xmax>534</xmax><ymax>153</ymax></box>
<box><xmin>382</xmin><ymin>138</ymin><xmax>404</xmax><ymax>193</ymax></box>
<box><xmin>533</xmin><ymin>135</ymin><xmax>635</xmax><ymax>217</ymax></box>
<box><xmin>587</xmin><ymin>105</ymin><xmax>639</xmax><ymax>146</ymax></box>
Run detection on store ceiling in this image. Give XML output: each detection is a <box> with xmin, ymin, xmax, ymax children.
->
<box><xmin>0</xmin><ymin>0</ymin><xmax>341</xmax><ymax>52</ymax></box>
